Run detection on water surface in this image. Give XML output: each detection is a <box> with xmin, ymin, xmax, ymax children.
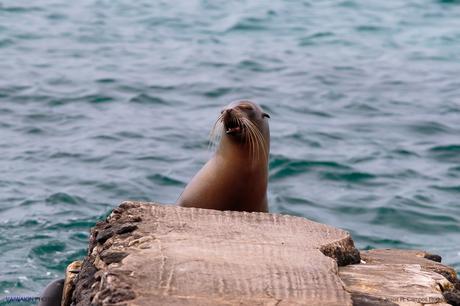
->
<box><xmin>1</xmin><ymin>0</ymin><xmax>459</xmax><ymax>297</ymax></box>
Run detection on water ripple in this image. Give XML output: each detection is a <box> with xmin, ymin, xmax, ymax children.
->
<box><xmin>321</xmin><ymin>171</ymin><xmax>377</xmax><ymax>183</ymax></box>
<box><xmin>146</xmin><ymin>174</ymin><xmax>184</xmax><ymax>186</ymax></box>
<box><xmin>428</xmin><ymin>144</ymin><xmax>460</xmax><ymax>163</ymax></box>
<box><xmin>270</xmin><ymin>155</ymin><xmax>351</xmax><ymax>179</ymax></box>
<box><xmin>130</xmin><ymin>93</ymin><xmax>168</xmax><ymax>105</ymax></box>
<box><xmin>371</xmin><ymin>206</ymin><xmax>460</xmax><ymax>234</ymax></box>
<box><xmin>45</xmin><ymin>193</ymin><xmax>86</xmax><ymax>206</ymax></box>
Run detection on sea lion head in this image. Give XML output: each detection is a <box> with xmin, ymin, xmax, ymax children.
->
<box><xmin>212</xmin><ymin>100</ymin><xmax>270</xmax><ymax>161</ymax></box>
<box><xmin>221</xmin><ymin>100</ymin><xmax>270</xmax><ymax>138</ymax></box>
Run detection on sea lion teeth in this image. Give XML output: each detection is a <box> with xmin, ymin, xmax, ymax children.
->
<box><xmin>226</xmin><ymin>126</ymin><xmax>241</xmax><ymax>134</ymax></box>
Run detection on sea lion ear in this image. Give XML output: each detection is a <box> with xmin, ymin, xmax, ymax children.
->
<box><xmin>262</xmin><ymin>112</ymin><xmax>270</xmax><ymax>119</ymax></box>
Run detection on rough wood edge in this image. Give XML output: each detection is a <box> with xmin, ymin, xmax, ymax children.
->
<box><xmin>61</xmin><ymin>261</ymin><xmax>82</xmax><ymax>306</ymax></box>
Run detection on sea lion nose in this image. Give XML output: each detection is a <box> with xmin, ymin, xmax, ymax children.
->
<box><xmin>223</xmin><ymin>109</ymin><xmax>233</xmax><ymax>119</ymax></box>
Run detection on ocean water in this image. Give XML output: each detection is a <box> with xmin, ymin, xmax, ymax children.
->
<box><xmin>1</xmin><ymin>0</ymin><xmax>460</xmax><ymax>298</ymax></box>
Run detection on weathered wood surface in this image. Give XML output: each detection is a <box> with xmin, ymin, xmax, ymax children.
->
<box><xmin>339</xmin><ymin>249</ymin><xmax>459</xmax><ymax>306</ymax></box>
<box><xmin>62</xmin><ymin>260</ymin><xmax>82</xmax><ymax>306</ymax></box>
<box><xmin>71</xmin><ymin>202</ymin><xmax>460</xmax><ymax>306</ymax></box>
<box><xmin>71</xmin><ymin>201</ymin><xmax>360</xmax><ymax>306</ymax></box>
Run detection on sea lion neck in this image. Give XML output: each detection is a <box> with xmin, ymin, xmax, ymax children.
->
<box><xmin>217</xmin><ymin>134</ymin><xmax>250</xmax><ymax>158</ymax></box>
<box><xmin>216</xmin><ymin>134</ymin><xmax>268</xmax><ymax>168</ymax></box>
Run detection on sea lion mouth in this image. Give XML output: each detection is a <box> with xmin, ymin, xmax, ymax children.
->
<box><xmin>225</xmin><ymin>125</ymin><xmax>242</xmax><ymax>135</ymax></box>
<box><xmin>223</xmin><ymin>114</ymin><xmax>243</xmax><ymax>136</ymax></box>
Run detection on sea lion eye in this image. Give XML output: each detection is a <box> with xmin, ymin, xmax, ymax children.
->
<box><xmin>263</xmin><ymin>113</ymin><xmax>270</xmax><ymax>118</ymax></box>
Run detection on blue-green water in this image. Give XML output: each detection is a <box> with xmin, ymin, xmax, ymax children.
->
<box><xmin>1</xmin><ymin>0</ymin><xmax>460</xmax><ymax>298</ymax></box>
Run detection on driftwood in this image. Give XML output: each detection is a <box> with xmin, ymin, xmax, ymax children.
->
<box><xmin>69</xmin><ymin>202</ymin><xmax>459</xmax><ymax>306</ymax></box>
<box><xmin>340</xmin><ymin>249</ymin><xmax>459</xmax><ymax>306</ymax></box>
<box><xmin>71</xmin><ymin>201</ymin><xmax>359</xmax><ymax>305</ymax></box>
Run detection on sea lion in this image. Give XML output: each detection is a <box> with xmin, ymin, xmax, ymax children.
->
<box><xmin>38</xmin><ymin>278</ymin><xmax>63</xmax><ymax>306</ymax></box>
<box><xmin>177</xmin><ymin>100</ymin><xmax>270</xmax><ymax>212</ymax></box>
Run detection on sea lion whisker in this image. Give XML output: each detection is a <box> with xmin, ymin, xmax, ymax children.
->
<box><xmin>254</xmin><ymin>128</ymin><xmax>267</xmax><ymax>161</ymax></box>
<box><xmin>250</xmin><ymin>122</ymin><xmax>261</xmax><ymax>161</ymax></box>
<box><xmin>247</xmin><ymin>120</ymin><xmax>261</xmax><ymax>162</ymax></box>
<box><xmin>239</xmin><ymin>117</ymin><xmax>253</xmax><ymax>155</ymax></box>
<box><xmin>242</xmin><ymin>117</ymin><xmax>266</xmax><ymax>161</ymax></box>
<box><xmin>209</xmin><ymin>124</ymin><xmax>220</xmax><ymax>148</ymax></box>
<box><xmin>244</xmin><ymin>122</ymin><xmax>253</xmax><ymax>160</ymax></box>
<box><xmin>251</xmin><ymin>127</ymin><xmax>259</xmax><ymax>162</ymax></box>
<box><xmin>247</xmin><ymin>123</ymin><xmax>256</xmax><ymax>161</ymax></box>
<box><xmin>209</xmin><ymin>114</ymin><xmax>224</xmax><ymax>151</ymax></box>
<box><xmin>252</xmin><ymin>122</ymin><xmax>264</xmax><ymax>161</ymax></box>
<box><xmin>240</xmin><ymin>117</ymin><xmax>257</xmax><ymax>161</ymax></box>
<box><xmin>235</xmin><ymin>115</ymin><xmax>246</xmax><ymax>142</ymax></box>
<box><xmin>212</xmin><ymin>124</ymin><xmax>224</xmax><ymax>150</ymax></box>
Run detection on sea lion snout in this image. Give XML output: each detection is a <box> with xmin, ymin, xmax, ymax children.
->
<box><xmin>223</xmin><ymin>109</ymin><xmax>242</xmax><ymax>135</ymax></box>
